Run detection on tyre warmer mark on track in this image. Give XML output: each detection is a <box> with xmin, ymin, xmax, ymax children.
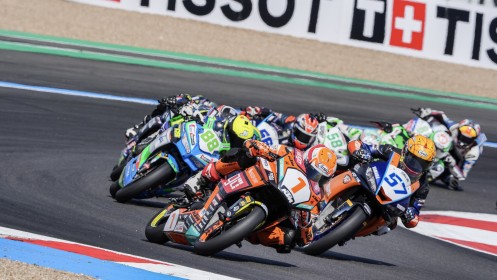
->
<box><xmin>408</xmin><ymin>211</ymin><xmax>497</xmax><ymax>257</ymax></box>
<box><xmin>0</xmin><ymin>226</ymin><xmax>239</xmax><ymax>280</ymax></box>
<box><xmin>1</xmin><ymin>80</ymin><xmax>496</xmax><ymax>149</ymax></box>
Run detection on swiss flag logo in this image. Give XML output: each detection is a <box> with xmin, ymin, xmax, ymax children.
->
<box><xmin>390</xmin><ymin>0</ymin><xmax>426</xmax><ymax>50</ymax></box>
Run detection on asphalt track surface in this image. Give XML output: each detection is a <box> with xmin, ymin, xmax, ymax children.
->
<box><xmin>0</xmin><ymin>49</ymin><xmax>496</xmax><ymax>280</ymax></box>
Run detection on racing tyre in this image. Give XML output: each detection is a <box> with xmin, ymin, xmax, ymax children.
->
<box><xmin>115</xmin><ymin>163</ymin><xmax>175</xmax><ymax>203</ymax></box>
<box><xmin>145</xmin><ymin>208</ymin><xmax>171</xmax><ymax>244</ymax></box>
<box><xmin>193</xmin><ymin>206</ymin><xmax>266</xmax><ymax>256</ymax></box>
<box><xmin>110</xmin><ymin>161</ymin><xmax>126</xmax><ymax>181</ymax></box>
<box><xmin>303</xmin><ymin>206</ymin><xmax>367</xmax><ymax>256</ymax></box>
<box><xmin>109</xmin><ymin>181</ymin><xmax>120</xmax><ymax>198</ymax></box>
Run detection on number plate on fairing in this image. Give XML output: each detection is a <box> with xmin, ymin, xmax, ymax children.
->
<box><xmin>199</xmin><ymin>129</ymin><xmax>221</xmax><ymax>154</ymax></box>
<box><xmin>279</xmin><ymin>168</ymin><xmax>311</xmax><ymax>205</ymax></box>
<box><xmin>377</xmin><ymin>165</ymin><xmax>412</xmax><ymax>202</ymax></box>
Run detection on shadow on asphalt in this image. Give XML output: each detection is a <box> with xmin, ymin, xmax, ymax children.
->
<box><xmin>294</xmin><ymin>248</ymin><xmax>395</xmax><ymax>266</ymax></box>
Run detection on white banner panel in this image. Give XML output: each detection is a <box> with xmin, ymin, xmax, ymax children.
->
<box><xmin>67</xmin><ymin>0</ymin><xmax>497</xmax><ymax>71</ymax></box>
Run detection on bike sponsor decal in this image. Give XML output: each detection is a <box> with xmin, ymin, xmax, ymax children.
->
<box><xmin>199</xmin><ymin>154</ymin><xmax>212</xmax><ymax>164</ymax></box>
<box><xmin>343</xmin><ymin>174</ymin><xmax>352</xmax><ymax>184</ymax></box>
<box><xmin>294</xmin><ymin>149</ymin><xmax>304</xmax><ymax>166</ymax></box>
<box><xmin>222</xmin><ymin>173</ymin><xmax>250</xmax><ymax>194</ymax></box>
<box><xmin>246</xmin><ymin>167</ymin><xmax>261</xmax><ymax>184</ymax></box>
<box><xmin>267</xmin><ymin>172</ymin><xmax>275</xmax><ymax>182</ymax></box>
<box><xmin>372</xmin><ymin>166</ymin><xmax>381</xmax><ymax>180</ymax></box>
<box><xmin>174</xmin><ymin>221</ymin><xmax>186</xmax><ymax>232</ymax></box>
<box><xmin>188</xmin><ymin>123</ymin><xmax>197</xmax><ymax>146</ymax></box>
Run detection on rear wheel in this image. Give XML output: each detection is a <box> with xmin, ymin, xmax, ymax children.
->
<box><xmin>115</xmin><ymin>163</ymin><xmax>175</xmax><ymax>203</ymax></box>
<box><xmin>193</xmin><ymin>206</ymin><xmax>266</xmax><ymax>256</ymax></box>
<box><xmin>145</xmin><ymin>208</ymin><xmax>171</xmax><ymax>244</ymax></box>
<box><xmin>303</xmin><ymin>206</ymin><xmax>367</xmax><ymax>256</ymax></box>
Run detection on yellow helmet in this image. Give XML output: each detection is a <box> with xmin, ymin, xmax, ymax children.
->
<box><xmin>401</xmin><ymin>135</ymin><xmax>436</xmax><ymax>180</ymax></box>
<box><xmin>224</xmin><ymin>115</ymin><xmax>260</xmax><ymax>148</ymax></box>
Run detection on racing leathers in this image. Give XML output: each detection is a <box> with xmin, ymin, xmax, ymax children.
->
<box><xmin>185</xmin><ymin>140</ymin><xmax>331</xmax><ymax>253</ymax></box>
<box><xmin>417</xmin><ymin>108</ymin><xmax>487</xmax><ymax>190</ymax></box>
<box><xmin>353</xmin><ymin>142</ymin><xmax>429</xmax><ymax>228</ymax></box>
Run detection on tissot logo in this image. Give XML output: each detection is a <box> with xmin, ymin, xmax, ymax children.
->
<box><xmin>390</xmin><ymin>0</ymin><xmax>426</xmax><ymax>50</ymax></box>
<box><xmin>351</xmin><ymin>0</ymin><xmax>387</xmax><ymax>43</ymax></box>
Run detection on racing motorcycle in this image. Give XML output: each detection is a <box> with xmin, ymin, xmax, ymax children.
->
<box><xmin>110</xmin><ymin>115</ymin><xmax>221</xmax><ymax>203</ymax></box>
<box><xmin>145</xmin><ymin>148</ymin><xmax>321</xmax><ymax>256</ymax></box>
<box><xmin>109</xmin><ymin>109</ymin><xmax>184</xmax><ymax>182</ymax></box>
<box><xmin>303</xmin><ymin>151</ymin><xmax>419</xmax><ymax>256</ymax></box>
<box><xmin>366</xmin><ymin>117</ymin><xmax>452</xmax><ymax>182</ymax></box>
<box><xmin>407</xmin><ymin>109</ymin><xmax>454</xmax><ymax>183</ymax></box>
<box><xmin>110</xmin><ymin>113</ymin><xmax>281</xmax><ymax>203</ymax></box>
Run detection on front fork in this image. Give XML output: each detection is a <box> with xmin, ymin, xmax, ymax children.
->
<box><xmin>313</xmin><ymin>198</ymin><xmax>371</xmax><ymax>232</ymax></box>
<box><xmin>222</xmin><ymin>194</ymin><xmax>268</xmax><ymax>223</ymax></box>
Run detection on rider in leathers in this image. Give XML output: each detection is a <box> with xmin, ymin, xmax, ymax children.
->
<box><xmin>346</xmin><ymin>135</ymin><xmax>436</xmax><ymax>229</ymax></box>
<box><xmin>185</xmin><ymin>139</ymin><xmax>338</xmax><ymax>253</ymax></box>
<box><xmin>416</xmin><ymin>108</ymin><xmax>487</xmax><ymax>191</ymax></box>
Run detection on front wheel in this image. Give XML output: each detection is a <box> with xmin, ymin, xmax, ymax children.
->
<box><xmin>109</xmin><ymin>181</ymin><xmax>120</xmax><ymax>198</ymax></box>
<box><xmin>145</xmin><ymin>207</ymin><xmax>171</xmax><ymax>244</ymax></box>
<box><xmin>193</xmin><ymin>206</ymin><xmax>266</xmax><ymax>256</ymax></box>
<box><xmin>303</xmin><ymin>206</ymin><xmax>367</xmax><ymax>256</ymax></box>
<box><xmin>115</xmin><ymin>163</ymin><xmax>175</xmax><ymax>203</ymax></box>
<box><xmin>110</xmin><ymin>160</ymin><xmax>126</xmax><ymax>181</ymax></box>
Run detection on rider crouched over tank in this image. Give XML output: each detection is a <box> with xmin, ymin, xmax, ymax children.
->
<box><xmin>240</xmin><ymin>105</ymin><xmax>330</xmax><ymax>151</ymax></box>
<box><xmin>184</xmin><ymin>139</ymin><xmax>338</xmax><ymax>253</ymax></box>
<box><xmin>416</xmin><ymin>108</ymin><xmax>487</xmax><ymax>191</ymax></box>
<box><xmin>345</xmin><ymin>135</ymin><xmax>436</xmax><ymax>230</ymax></box>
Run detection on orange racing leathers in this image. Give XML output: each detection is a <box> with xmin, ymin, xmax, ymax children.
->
<box><xmin>199</xmin><ymin>140</ymin><xmax>318</xmax><ymax>253</ymax></box>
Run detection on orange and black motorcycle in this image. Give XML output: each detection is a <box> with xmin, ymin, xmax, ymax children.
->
<box><xmin>145</xmin><ymin>148</ymin><xmax>321</xmax><ymax>256</ymax></box>
<box><xmin>303</xmin><ymin>152</ymin><xmax>420</xmax><ymax>255</ymax></box>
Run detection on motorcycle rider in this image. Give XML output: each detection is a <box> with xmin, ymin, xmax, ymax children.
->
<box><xmin>347</xmin><ymin>134</ymin><xmax>436</xmax><ymax>229</ymax></box>
<box><xmin>125</xmin><ymin>94</ymin><xmax>219</xmax><ymax>140</ymax></box>
<box><xmin>242</xmin><ymin>106</ymin><xmax>326</xmax><ymax>150</ymax></box>
<box><xmin>416</xmin><ymin>108</ymin><xmax>487</xmax><ymax>191</ymax></box>
<box><xmin>121</xmin><ymin>94</ymin><xmax>217</xmax><ymax>161</ymax></box>
<box><xmin>185</xmin><ymin>139</ymin><xmax>338</xmax><ymax>253</ymax></box>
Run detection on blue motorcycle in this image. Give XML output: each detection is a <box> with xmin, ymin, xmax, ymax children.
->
<box><xmin>110</xmin><ymin>117</ymin><xmax>222</xmax><ymax>203</ymax></box>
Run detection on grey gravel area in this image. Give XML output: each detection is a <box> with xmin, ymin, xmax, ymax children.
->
<box><xmin>0</xmin><ymin>258</ymin><xmax>95</xmax><ymax>280</ymax></box>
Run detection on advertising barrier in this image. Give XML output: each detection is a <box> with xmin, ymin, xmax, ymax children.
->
<box><xmin>68</xmin><ymin>0</ymin><xmax>497</xmax><ymax>71</ymax></box>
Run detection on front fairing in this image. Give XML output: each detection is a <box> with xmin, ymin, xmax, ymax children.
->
<box><xmin>119</xmin><ymin>128</ymin><xmax>176</xmax><ymax>186</ymax></box>
<box><xmin>356</xmin><ymin>158</ymin><xmax>414</xmax><ymax>214</ymax></box>
<box><xmin>173</xmin><ymin>121</ymin><xmax>221</xmax><ymax>173</ymax></box>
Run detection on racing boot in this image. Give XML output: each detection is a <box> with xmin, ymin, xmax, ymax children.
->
<box><xmin>275</xmin><ymin>227</ymin><xmax>296</xmax><ymax>254</ymax></box>
<box><xmin>253</xmin><ymin>226</ymin><xmax>296</xmax><ymax>254</ymax></box>
<box><xmin>183</xmin><ymin>161</ymin><xmax>221</xmax><ymax>199</ymax></box>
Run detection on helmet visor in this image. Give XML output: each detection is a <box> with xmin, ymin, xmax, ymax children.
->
<box><xmin>457</xmin><ymin>133</ymin><xmax>475</xmax><ymax>148</ymax></box>
<box><xmin>305</xmin><ymin>163</ymin><xmax>323</xmax><ymax>182</ymax></box>
<box><xmin>293</xmin><ymin>125</ymin><xmax>315</xmax><ymax>145</ymax></box>
<box><xmin>402</xmin><ymin>150</ymin><xmax>432</xmax><ymax>178</ymax></box>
